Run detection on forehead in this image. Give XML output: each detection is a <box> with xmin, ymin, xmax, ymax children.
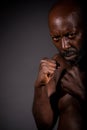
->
<box><xmin>50</xmin><ymin>13</ymin><xmax>79</xmax><ymax>32</ymax></box>
<box><xmin>48</xmin><ymin>3</ymin><xmax>83</xmax><ymax>33</ymax></box>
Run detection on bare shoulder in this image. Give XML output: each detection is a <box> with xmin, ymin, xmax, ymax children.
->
<box><xmin>52</xmin><ymin>53</ymin><xmax>71</xmax><ymax>70</ymax></box>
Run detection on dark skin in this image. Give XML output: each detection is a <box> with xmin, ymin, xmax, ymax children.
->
<box><xmin>32</xmin><ymin>1</ymin><xmax>87</xmax><ymax>130</ymax></box>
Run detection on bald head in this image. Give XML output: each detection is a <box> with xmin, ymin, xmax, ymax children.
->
<box><xmin>48</xmin><ymin>0</ymin><xmax>85</xmax><ymax>29</ymax></box>
<box><xmin>49</xmin><ymin>0</ymin><xmax>80</xmax><ymax>16</ymax></box>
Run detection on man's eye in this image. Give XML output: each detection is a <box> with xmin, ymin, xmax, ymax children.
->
<box><xmin>52</xmin><ymin>36</ymin><xmax>60</xmax><ymax>42</ymax></box>
<box><xmin>68</xmin><ymin>33</ymin><xmax>76</xmax><ymax>38</ymax></box>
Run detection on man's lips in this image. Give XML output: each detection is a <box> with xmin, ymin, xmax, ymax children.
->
<box><xmin>64</xmin><ymin>51</ymin><xmax>76</xmax><ymax>57</ymax></box>
<box><xmin>64</xmin><ymin>53</ymin><xmax>77</xmax><ymax>60</ymax></box>
<box><xmin>61</xmin><ymin>49</ymin><xmax>78</xmax><ymax>60</ymax></box>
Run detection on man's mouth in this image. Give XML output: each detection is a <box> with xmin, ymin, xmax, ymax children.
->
<box><xmin>60</xmin><ymin>48</ymin><xmax>85</xmax><ymax>65</ymax></box>
<box><xmin>63</xmin><ymin>51</ymin><xmax>77</xmax><ymax>60</ymax></box>
<box><xmin>61</xmin><ymin>49</ymin><xmax>78</xmax><ymax>61</ymax></box>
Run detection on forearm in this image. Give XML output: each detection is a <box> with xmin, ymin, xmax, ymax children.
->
<box><xmin>32</xmin><ymin>86</ymin><xmax>54</xmax><ymax>130</ymax></box>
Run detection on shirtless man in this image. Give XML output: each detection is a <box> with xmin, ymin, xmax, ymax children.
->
<box><xmin>32</xmin><ymin>0</ymin><xmax>87</xmax><ymax>129</ymax></box>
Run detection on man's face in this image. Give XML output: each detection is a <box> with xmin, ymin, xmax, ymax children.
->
<box><xmin>48</xmin><ymin>10</ymin><xmax>85</xmax><ymax>64</ymax></box>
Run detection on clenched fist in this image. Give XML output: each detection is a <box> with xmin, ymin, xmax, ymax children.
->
<box><xmin>61</xmin><ymin>66</ymin><xmax>86</xmax><ymax>101</ymax></box>
<box><xmin>35</xmin><ymin>54</ymin><xmax>70</xmax><ymax>96</ymax></box>
<box><xmin>35</xmin><ymin>58</ymin><xmax>57</xmax><ymax>96</ymax></box>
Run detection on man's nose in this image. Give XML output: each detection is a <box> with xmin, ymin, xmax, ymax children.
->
<box><xmin>61</xmin><ymin>37</ymin><xmax>71</xmax><ymax>50</ymax></box>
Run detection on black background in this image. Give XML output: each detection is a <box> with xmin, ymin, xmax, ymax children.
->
<box><xmin>0</xmin><ymin>0</ymin><xmax>58</xmax><ymax>130</ymax></box>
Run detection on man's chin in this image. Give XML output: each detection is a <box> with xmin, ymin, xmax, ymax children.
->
<box><xmin>64</xmin><ymin>55</ymin><xmax>81</xmax><ymax>65</ymax></box>
<box><xmin>66</xmin><ymin>59</ymin><xmax>77</xmax><ymax>65</ymax></box>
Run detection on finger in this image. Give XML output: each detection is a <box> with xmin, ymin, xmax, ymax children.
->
<box><xmin>41</xmin><ymin>59</ymin><xmax>56</xmax><ymax>67</ymax></box>
<box><xmin>41</xmin><ymin>63</ymin><xmax>56</xmax><ymax>71</ymax></box>
<box><xmin>40</xmin><ymin>65</ymin><xmax>56</xmax><ymax>76</ymax></box>
<box><xmin>40</xmin><ymin>62</ymin><xmax>56</xmax><ymax>69</ymax></box>
<box><xmin>66</xmin><ymin>69</ymin><xmax>77</xmax><ymax>78</ymax></box>
<box><xmin>41</xmin><ymin>68</ymin><xmax>55</xmax><ymax>75</ymax></box>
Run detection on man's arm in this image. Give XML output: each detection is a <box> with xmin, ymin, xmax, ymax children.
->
<box><xmin>32</xmin><ymin>58</ymin><xmax>58</xmax><ymax>129</ymax></box>
<box><xmin>58</xmin><ymin>66</ymin><xmax>86</xmax><ymax>130</ymax></box>
<box><xmin>32</xmin><ymin>54</ymin><xmax>68</xmax><ymax>129</ymax></box>
<box><xmin>32</xmin><ymin>85</ymin><xmax>54</xmax><ymax>130</ymax></box>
